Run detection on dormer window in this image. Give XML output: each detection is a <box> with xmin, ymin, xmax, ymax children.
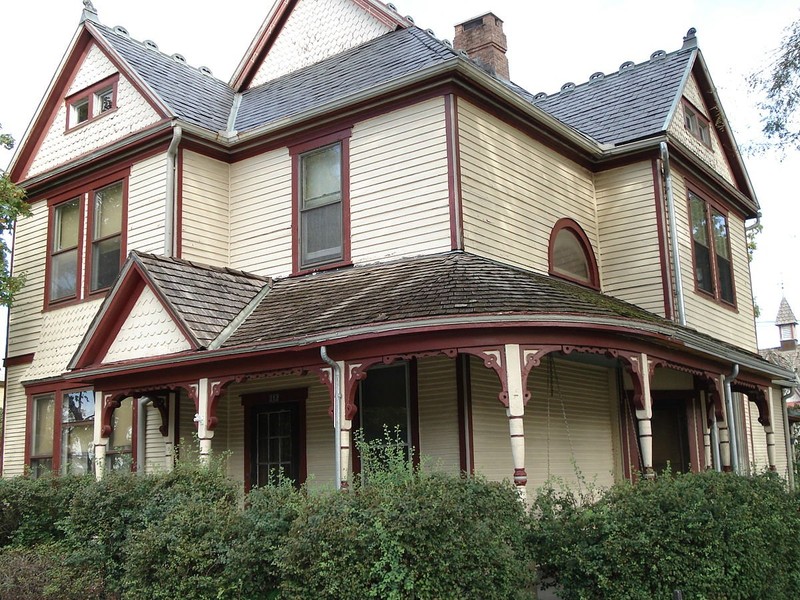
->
<box><xmin>548</xmin><ymin>218</ymin><xmax>600</xmax><ymax>290</ymax></box>
<box><xmin>66</xmin><ymin>74</ymin><xmax>119</xmax><ymax>130</ymax></box>
<box><xmin>683</xmin><ymin>101</ymin><xmax>711</xmax><ymax>147</ymax></box>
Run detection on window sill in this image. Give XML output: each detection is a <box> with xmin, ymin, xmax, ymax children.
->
<box><xmin>293</xmin><ymin>259</ymin><xmax>353</xmax><ymax>277</ymax></box>
<box><xmin>693</xmin><ymin>287</ymin><xmax>738</xmax><ymax>313</ymax></box>
<box><xmin>65</xmin><ymin>107</ymin><xmax>118</xmax><ymax>134</ymax></box>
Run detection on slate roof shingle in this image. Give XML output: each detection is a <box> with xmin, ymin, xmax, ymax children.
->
<box><xmin>133</xmin><ymin>251</ymin><xmax>268</xmax><ymax>347</ymax></box>
<box><xmin>533</xmin><ymin>48</ymin><xmax>694</xmax><ymax>146</ymax></box>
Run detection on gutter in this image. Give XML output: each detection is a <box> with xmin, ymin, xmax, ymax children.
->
<box><xmin>164</xmin><ymin>124</ymin><xmax>182</xmax><ymax>257</ymax></box>
<box><xmin>320</xmin><ymin>346</ymin><xmax>343</xmax><ymax>490</ymax></box>
<box><xmin>660</xmin><ymin>142</ymin><xmax>686</xmax><ymax>326</ymax></box>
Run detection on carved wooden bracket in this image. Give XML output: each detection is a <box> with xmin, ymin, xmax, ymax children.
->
<box><xmin>699</xmin><ymin>373</ymin><xmax>724</xmax><ymax>423</ymax></box>
<box><xmin>521</xmin><ymin>345</ymin><xmax>562</xmax><ymax>405</ymax></box>
<box><xmin>616</xmin><ymin>351</ymin><xmax>645</xmax><ymax>411</ymax></box>
<box><xmin>732</xmin><ymin>382</ymin><xmax>770</xmax><ymax>427</ymax></box>
<box><xmin>151</xmin><ymin>397</ymin><xmax>170</xmax><ymax>436</ymax></box>
<box><xmin>100</xmin><ymin>393</ymin><xmax>124</xmax><ymax>438</ymax></box>
<box><xmin>459</xmin><ymin>346</ymin><xmax>508</xmax><ymax>406</ymax></box>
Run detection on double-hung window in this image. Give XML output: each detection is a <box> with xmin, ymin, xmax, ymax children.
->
<box><xmin>66</xmin><ymin>74</ymin><xmax>119</xmax><ymax>130</ymax></box>
<box><xmin>291</xmin><ymin>129</ymin><xmax>351</xmax><ymax>272</ymax></box>
<box><xmin>29</xmin><ymin>394</ymin><xmax>56</xmax><ymax>477</ymax></box>
<box><xmin>683</xmin><ymin>101</ymin><xmax>712</xmax><ymax>148</ymax></box>
<box><xmin>61</xmin><ymin>389</ymin><xmax>95</xmax><ymax>475</ymax></box>
<box><xmin>689</xmin><ymin>190</ymin><xmax>735</xmax><ymax>305</ymax></box>
<box><xmin>47</xmin><ymin>171</ymin><xmax>128</xmax><ymax>306</ymax></box>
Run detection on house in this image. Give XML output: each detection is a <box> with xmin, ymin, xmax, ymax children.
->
<box><xmin>1</xmin><ymin>0</ymin><xmax>796</xmax><ymax>497</ymax></box>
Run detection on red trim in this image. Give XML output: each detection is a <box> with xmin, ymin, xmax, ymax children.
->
<box><xmin>233</xmin><ymin>0</ymin><xmax>296</xmax><ymax>91</ymax></box>
<box><xmin>65</xmin><ymin>74</ymin><xmax>120</xmax><ymax>132</ymax></box>
<box><xmin>651</xmin><ymin>158</ymin><xmax>673</xmax><ymax>320</ymax></box>
<box><xmin>83</xmin><ymin>176</ymin><xmax>129</xmax><ymax>299</ymax></box>
<box><xmin>5</xmin><ymin>353</ymin><xmax>35</xmax><ymax>368</ymax></box>
<box><xmin>350</xmin><ymin>0</ymin><xmax>410</xmax><ymax>29</ymax></box>
<box><xmin>445</xmin><ymin>94</ymin><xmax>464</xmax><ymax>250</ymax></box>
<box><xmin>547</xmin><ymin>218</ymin><xmax>601</xmax><ymax>290</ymax></box>
<box><xmin>456</xmin><ymin>353</ymin><xmax>474</xmax><ymax>474</ymax></box>
<box><xmin>43</xmin><ymin>168</ymin><xmax>130</xmax><ymax>311</ymax></box>
<box><xmin>175</xmin><ymin>147</ymin><xmax>184</xmax><ymax>258</ymax></box>
<box><xmin>685</xmin><ymin>180</ymin><xmax>738</xmax><ymax>311</ymax></box>
<box><xmin>409</xmin><ymin>358</ymin><xmax>421</xmax><ymax>465</ymax></box>
<box><xmin>290</xmin><ymin>128</ymin><xmax>352</xmax><ymax>274</ymax></box>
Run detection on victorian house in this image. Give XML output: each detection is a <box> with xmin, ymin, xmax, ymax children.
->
<box><xmin>1</xmin><ymin>0</ymin><xmax>795</xmax><ymax>497</ymax></box>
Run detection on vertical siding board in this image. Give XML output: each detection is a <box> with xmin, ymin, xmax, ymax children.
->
<box><xmin>181</xmin><ymin>151</ymin><xmax>230</xmax><ymax>266</ymax></box>
<box><xmin>128</xmin><ymin>153</ymin><xmax>168</xmax><ymax>254</ymax></box>
<box><xmin>417</xmin><ymin>356</ymin><xmax>460</xmax><ymax>475</ymax></box>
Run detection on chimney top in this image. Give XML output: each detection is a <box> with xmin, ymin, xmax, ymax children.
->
<box><xmin>453</xmin><ymin>12</ymin><xmax>509</xmax><ymax>81</ymax></box>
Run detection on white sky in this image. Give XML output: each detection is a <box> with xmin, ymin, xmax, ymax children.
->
<box><xmin>1</xmin><ymin>0</ymin><xmax>799</xmax><ymax>366</ymax></box>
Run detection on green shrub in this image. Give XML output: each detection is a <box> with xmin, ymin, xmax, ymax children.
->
<box><xmin>530</xmin><ymin>470</ymin><xmax>800</xmax><ymax>599</ymax></box>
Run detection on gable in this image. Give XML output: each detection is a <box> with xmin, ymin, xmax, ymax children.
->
<box><xmin>242</xmin><ymin>0</ymin><xmax>398</xmax><ymax>90</ymax></box>
<box><xmin>103</xmin><ymin>285</ymin><xmax>192</xmax><ymax>364</ymax></box>
<box><xmin>23</xmin><ymin>41</ymin><xmax>162</xmax><ymax>180</ymax></box>
<box><xmin>668</xmin><ymin>73</ymin><xmax>736</xmax><ymax>185</ymax></box>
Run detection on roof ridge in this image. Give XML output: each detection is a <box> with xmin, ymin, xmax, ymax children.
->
<box><xmin>132</xmin><ymin>250</ymin><xmax>269</xmax><ymax>283</ymax></box>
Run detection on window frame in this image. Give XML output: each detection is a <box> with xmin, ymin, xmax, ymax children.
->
<box><xmin>65</xmin><ymin>74</ymin><xmax>119</xmax><ymax>131</ymax></box>
<box><xmin>44</xmin><ymin>169</ymin><xmax>129</xmax><ymax>309</ymax></box>
<box><xmin>686</xmin><ymin>185</ymin><xmax>737</xmax><ymax>309</ymax></box>
<box><xmin>28</xmin><ymin>393</ymin><xmax>56</xmax><ymax>478</ymax></box>
<box><xmin>547</xmin><ymin>218</ymin><xmax>600</xmax><ymax>290</ymax></box>
<box><xmin>290</xmin><ymin>128</ymin><xmax>352</xmax><ymax>275</ymax></box>
<box><xmin>682</xmin><ymin>100</ymin><xmax>712</xmax><ymax>148</ymax></box>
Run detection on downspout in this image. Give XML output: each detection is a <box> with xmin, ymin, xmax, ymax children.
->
<box><xmin>320</xmin><ymin>346</ymin><xmax>342</xmax><ymax>490</ymax></box>
<box><xmin>781</xmin><ymin>387</ymin><xmax>795</xmax><ymax>490</ymax></box>
<box><xmin>660</xmin><ymin>142</ymin><xmax>686</xmax><ymax>326</ymax></box>
<box><xmin>136</xmin><ymin>396</ymin><xmax>153</xmax><ymax>474</ymax></box>
<box><xmin>164</xmin><ymin>124</ymin><xmax>182</xmax><ymax>257</ymax></box>
<box><xmin>723</xmin><ymin>364</ymin><xmax>740</xmax><ymax>474</ymax></box>
<box><xmin>710</xmin><ymin>408</ymin><xmax>722</xmax><ymax>472</ymax></box>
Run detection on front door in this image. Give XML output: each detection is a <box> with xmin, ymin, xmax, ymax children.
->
<box><xmin>243</xmin><ymin>388</ymin><xmax>306</xmax><ymax>490</ymax></box>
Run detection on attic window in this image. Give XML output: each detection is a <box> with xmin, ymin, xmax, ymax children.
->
<box><xmin>548</xmin><ymin>218</ymin><xmax>600</xmax><ymax>289</ymax></box>
<box><xmin>683</xmin><ymin>101</ymin><xmax>712</xmax><ymax>148</ymax></box>
<box><xmin>66</xmin><ymin>74</ymin><xmax>119</xmax><ymax>131</ymax></box>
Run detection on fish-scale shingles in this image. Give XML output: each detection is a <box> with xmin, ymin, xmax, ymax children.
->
<box><xmin>95</xmin><ymin>24</ymin><xmax>235</xmax><ymax>131</ymax></box>
<box><xmin>235</xmin><ymin>27</ymin><xmax>457</xmax><ymax>132</ymax></box>
<box><xmin>223</xmin><ymin>252</ymin><xmax>664</xmax><ymax>348</ymax></box>
<box><xmin>535</xmin><ymin>49</ymin><xmax>693</xmax><ymax>145</ymax></box>
<box><xmin>134</xmin><ymin>252</ymin><xmax>267</xmax><ymax>346</ymax></box>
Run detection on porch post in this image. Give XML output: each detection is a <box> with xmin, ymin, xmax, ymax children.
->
<box><xmin>165</xmin><ymin>392</ymin><xmax>177</xmax><ymax>471</ymax></box>
<box><xmin>701</xmin><ymin>393</ymin><xmax>712</xmax><ymax>469</ymax></box>
<box><xmin>634</xmin><ymin>353</ymin><xmax>654</xmax><ymax>477</ymax></box>
<box><xmin>338</xmin><ymin>361</ymin><xmax>352</xmax><ymax>488</ymax></box>
<box><xmin>717</xmin><ymin>375</ymin><xmax>732</xmax><ymax>471</ymax></box>
<box><xmin>93</xmin><ymin>391</ymin><xmax>108</xmax><ymax>481</ymax></box>
<box><xmin>197</xmin><ymin>378</ymin><xmax>214</xmax><ymax>465</ymax></box>
<box><xmin>504</xmin><ymin>344</ymin><xmax>527</xmax><ymax>501</ymax></box>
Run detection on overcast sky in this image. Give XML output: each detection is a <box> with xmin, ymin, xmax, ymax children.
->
<box><xmin>1</xmin><ymin>0</ymin><xmax>799</xmax><ymax>359</ymax></box>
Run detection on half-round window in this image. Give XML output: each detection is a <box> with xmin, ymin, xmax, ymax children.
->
<box><xmin>548</xmin><ymin>219</ymin><xmax>599</xmax><ymax>289</ymax></box>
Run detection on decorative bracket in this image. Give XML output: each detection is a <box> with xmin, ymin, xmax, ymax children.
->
<box><xmin>459</xmin><ymin>346</ymin><xmax>508</xmax><ymax>406</ymax></box>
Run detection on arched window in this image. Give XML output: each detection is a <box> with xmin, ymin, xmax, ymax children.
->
<box><xmin>548</xmin><ymin>219</ymin><xmax>599</xmax><ymax>289</ymax></box>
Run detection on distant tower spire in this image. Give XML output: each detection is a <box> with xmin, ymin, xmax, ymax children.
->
<box><xmin>81</xmin><ymin>0</ymin><xmax>99</xmax><ymax>24</ymax></box>
<box><xmin>776</xmin><ymin>297</ymin><xmax>797</xmax><ymax>350</ymax></box>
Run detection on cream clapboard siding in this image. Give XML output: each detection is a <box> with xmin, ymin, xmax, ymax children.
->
<box><xmin>128</xmin><ymin>153</ymin><xmax>167</xmax><ymax>254</ymax></box>
<box><xmin>770</xmin><ymin>389</ymin><xmax>789</xmax><ymax>479</ymax></box>
<box><xmin>28</xmin><ymin>44</ymin><xmax>161</xmax><ymax>178</ymax></box>
<box><xmin>417</xmin><ymin>356</ymin><xmax>460</xmax><ymax>475</ymax></box>
<box><xmin>249</xmin><ymin>0</ymin><xmax>391</xmax><ymax>86</ymax></box>
<box><xmin>176</xmin><ymin>389</ymin><xmax>197</xmax><ymax>450</ymax></box>
<box><xmin>1</xmin><ymin>366</ymin><xmax>31</xmax><ymax>476</ymax></box>
<box><xmin>458</xmin><ymin>100</ymin><xmax>598</xmax><ymax>275</ymax></box>
<box><xmin>181</xmin><ymin>151</ymin><xmax>230</xmax><ymax>266</ymax></box>
<box><xmin>667</xmin><ymin>75</ymin><xmax>736</xmax><ymax>186</ymax></box>
<box><xmin>7</xmin><ymin>201</ymin><xmax>48</xmax><ymax>357</ymax></box>
<box><xmin>526</xmin><ymin>358</ymin><xmax>616</xmax><ymax>490</ymax></box>
<box><xmin>350</xmin><ymin>98</ymin><xmax>451</xmax><ymax>263</ymax></box>
<box><xmin>671</xmin><ymin>170</ymin><xmax>757</xmax><ymax>349</ymax></box>
<box><xmin>595</xmin><ymin>162</ymin><xmax>665</xmax><ymax>315</ymax></box>
<box><xmin>144</xmin><ymin>404</ymin><xmax>168</xmax><ymax>474</ymax></box>
<box><xmin>470</xmin><ymin>356</ymin><xmax>617</xmax><ymax>490</ymax></box>
<box><xmin>230</xmin><ymin>148</ymin><xmax>292</xmax><ymax>277</ymax></box>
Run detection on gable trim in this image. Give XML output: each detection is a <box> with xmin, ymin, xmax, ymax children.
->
<box><xmin>662</xmin><ymin>49</ymin><xmax>697</xmax><ymax>133</ymax></box>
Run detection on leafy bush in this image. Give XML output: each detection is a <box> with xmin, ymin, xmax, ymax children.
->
<box><xmin>530</xmin><ymin>470</ymin><xmax>800</xmax><ymax>599</ymax></box>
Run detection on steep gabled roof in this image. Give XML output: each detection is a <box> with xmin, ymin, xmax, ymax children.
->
<box><xmin>533</xmin><ymin>47</ymin><xmax>694</xmax><ymax>146</ymax></box>
<box><xmin>775</xmin><ymin>297</ymin><xmax>797</xmax><ymax>326</ymax></box>
<box><xmin>91</xmin><ymin>23</ymin><xmax>235</xmax><ymax>132</ymax></box>
<box><xmin>235</xmin><ymin>27</ymin><xmax>457</xmax><ymax>132</ymax></box>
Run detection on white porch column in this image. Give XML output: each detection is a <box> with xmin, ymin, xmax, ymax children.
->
<box><xmin>165</xmin><ymin>392</ymin><xmax>177</xmax><ymax>471</ymax></box>
<box><xmin>701</xmin><ymin>393</ymin><xmax>712</xmax><ymax>469</ymax></box>
<box><xmin>717</xmin><ymin>375</ymin><xmax>732</xmax><ymax>471</ymax></box>
<box><xmin>93</xmin><ymin>391</ymin><xmax>108</xmax><ymax>481</ymax></box>
<box><xmin>337</xmin><ymin>361</ymin><xmax>352</xmax><ymax>488</ymax></box>
<box><xmin>634</xmin><ymin>353</ymin><xmax>654</xmax><ymax>477</ymax></box>
<box><xmin>196</xmin><ymin>378</ymin><xmax>214</xmax><ymax>465</ymax></box>
<box><xmin>504</xmin><ymin>344</ymin><xmax>527</xmax><ymax>501</ymax></box>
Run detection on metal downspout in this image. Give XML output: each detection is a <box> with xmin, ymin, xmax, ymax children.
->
<box><xmin>723</xmin><ymin>364</ymin><xmax>740</xmax><ymax>474</ymax></box>
<box><xmin>164</xmin><ymin>125</ymin><xmax>182</xmax><ymax>257</ymax></box>
<box><xmin>711</xmin><ymin>410</ymin><xmax>722</xmax><ymax>472</ymax></box>
<box><xmin>782</xmin><ymin>387</ymin><xmax>795</xmax><ymax>490</ymax></box>
<box><xmin>320</xmin><ymin>346</ymin><xmax>342</xmax><ymax>490</ymax></box>
<box><xmin>136</xmin><ymin>396</ymin><xmax>153</xmax><ymax>474</ymax></box>
<box><xmin>660</xmin><ymin>142</ymin><xmax>686</xmax><ymax>326</ymax></box>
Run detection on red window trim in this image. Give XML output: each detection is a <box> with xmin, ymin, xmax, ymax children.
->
<box><xmin>65</xmin><ymin>74</ymin><xmax>120</xmax><ymax>132</ymax></box>
<box><xmin>685</xmin><ymin>182</ymin><xmax>738</xmax><ymax>311</ymax></box>
<box><xmin>682</xmin><ymin>99</ymin><xmax>712</xmax><ymax>149</ymax></box>
<box><xmin>44</xmin><ymin>168</ymin><xmax>130</xmax><ymax>311</ymax></box>
<box><xmin>547</xmin><ymin>218</ymin><xmax>600</xmax><ymax>290</ymax></box>
<box><xmin>289</xmin><ymin>127</ymin><xmax>352</xmax><ymax>275</ymax></box>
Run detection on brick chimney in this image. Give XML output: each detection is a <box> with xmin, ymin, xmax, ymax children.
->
<box><xmin>453</xmin><ymin>13</ymin><xmax>509</xmax><ymax>80</ymax></box>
